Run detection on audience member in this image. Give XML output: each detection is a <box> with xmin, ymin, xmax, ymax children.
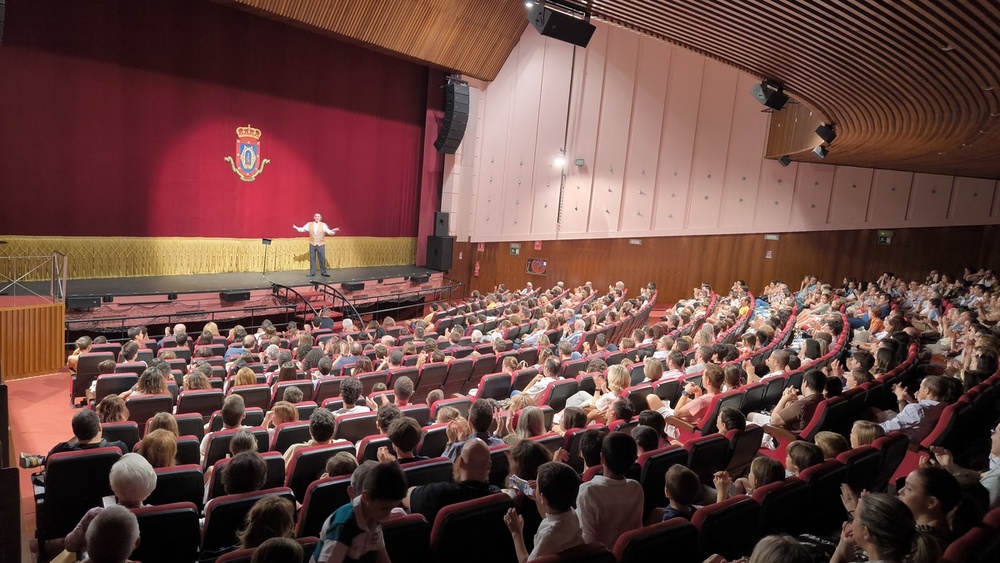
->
<box><xmin>503</xmin><ymin>461</ymin><xmax>584</xmax><ymax>562</ymax></box>
<box><xmin>138</xmin><ymin>428</ymin><xmax>177</xmax><ymax>468</ymax></box>
<box><xmin>404</xmin><ymin>440</ymin><xmax>501</xmax><ymax>525</ymax></box>
<box><xmin>443</xmin><ymin>399</ymin><xmax>504</xmax><ymax>461</ymax></box>
<box><xmin>222</xmin><ymin>451</ymin><xmax>268</xmax><ymax>495</ymax></box>
<box><xmin>283</xmin><ymin>408</ymin><xmax>337</xmax><ymax>466</ymax></box>
<box><xmin>575</xmin><ymin>432</ymin><xmax>643</xmax><ymax>547</ymax></box>
<box><xmin>377</xmin><ymin>417</ymin><xmax>428</xmax><ymax>464</ymax></box>
<box><xmin>95</xmin><ymin>395</ymin><xmax>129</xmax><ymax>423</ymax></box>
<box><xmin>661</xmin><ymin>465</ymin><xmax>701</xmax><ymax>521</ymax></box>
<box><xmin>201</xmin><ymin>394</ymin><xmax>247</xmax><ymax>460</ymax></box>
<box><xmin>877</xmin><ymin>376</ymin><xmax>948</xmax><ymax>442</ymax></box>
<box><xmin>815</xmin><ymin>431</ymin><xmax>850</xmax><ymax>459</ymax></box>
<box><xmin>80</xmin><ymin>505</ymin><xmax>141</xmax><ymax>563</ymax></box>
<box><xmin>251</xmin><ymin>537</ymin><xmax>303</xmax><ymax>563</ymax></box>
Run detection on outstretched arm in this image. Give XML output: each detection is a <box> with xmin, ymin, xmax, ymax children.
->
<box><xmin>324</xmin><ymin>226</ymin><xmax>340</xmax><ymax>236</ymax></box>
<box><xmin>292</xmin><ymin>224</ymin><xmax>307</xmax><ymax>233</ymax></box>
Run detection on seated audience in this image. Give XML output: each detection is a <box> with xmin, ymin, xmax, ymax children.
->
<box><xmin>138</xmin><ymin>428</ymin><xmax>177</xmax><ymax>468</ymax></box>
<box><xmin>334</xmin><ymin>378</ymin><xmax>370</xmax><ymax>416</ymax></box>
<box><xmin>503</xmin><ymin>461</ymin><xmax>584</xmax><ymax>562</ymax></box>
<box><xmin>443</xmin><ymin>399</ymin><xmax>504</xmax><ymax>461</ymax></box>
<box><xmin>46</xmin><ymin>409</ymin><xmax>128</xmax><ymax>461</ymax></box>
<box><xmin>404</xmin><ymin>440</ymin><xmax>501</xmax><ymax>525</ymax></box>
<box><xmin>707</xmin><ymin>534</ymin><xmax>814</xmax><ymax>563</ymax></box>
<box><xmin>67</xmin><ymin>336</ymin><xmax>93</xmax><ymax>373</ymax></box>
<box><xmin>313</xmin><ymin>461</ymin><xmax>408</xmax><ymax>563</ymax></box>
<box><xmin>750</xmin><ymin>369</ymin><xmax>824</xmax><ymax>432</ymax></box>
<box><xmin>815</xmin><ymin>431</ymin><xmax>850</xmax><ymax>459</ymax></box>
<box><xmin>95</xmin><ymin>394</ymin><xmax>129</xmax><ymax>423</ymax></box>
<box><xmin>661</xmin><ymin>465</ymin><xmax>701</xmax><ymax>521</ymax></box>
<box><xmin>924</xmin><ymin>418</ymin><xmax>1000</xmax><ymax>507</ymax></box>
<box><xmin>877</xmin><ymin>376</ymin><xmax>948</xmax><ymax>442</ymax></box>
<box><xmin>321</xmin><ymin>451</ymin><xmax>359</xmax><ymax>479</ymax></box>
<box><xmin>252</xmin><ymin>537</ymin><xmax>303</xmax><ymax>563</ymax></box>
<box><xmin>262</xmin><ymin>401</ymin><xmax>299</xmax><ymax>438</ymax></box>
<box><xmin>80</xmin><ymin>505</ymin><xmax>141</xmax><ymax>563</ymax></box>
<box><xmin>831</xmin><ymin>493</ymin><xmax>941</xmax><ymax>563</ymax></box>
<box><xmin>785</xmin><ymin>440</ymin><xmax>824</xmax><ymax>477</ymax></box>
<box><xmin>222</xmin><ymin>451</ymin><xmax>268</xmax><ymax>495</ymax></box>
<box><xmin>377</xmin><ymin>417</ymin><xmax>428</xmax><ymax>464</ymax></box>
<box><xmin>505</xmin><ymin>406</ymin><xmax>546</xmax><ymax>446</ymax></box>
<box><xmin>575</xmin><ymin>432</ymin><xmax>643</xmax><ymax>547</ymax></box>
<box><xmin>283</xmin><ymin>408</ymin><xmax>337</xmax><ymax>466</ymax></box>
<box><xmin>201</xmin><ymin>394</ymin><xmax>247</xmax><ymax>460</ymax></box>
<box><xmin>849</xmin><ymin>420</ymin><xmax>885</xmax><ymax>448</ymax></box>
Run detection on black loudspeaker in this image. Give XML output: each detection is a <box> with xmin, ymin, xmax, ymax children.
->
<box><xmin>0</xmin><ymin>1</ymin><xmax>5</xmax><ymax>46</ymax></box>
<box><xmin>434</xmin><ymin>83</ymin><xmax>470</xmax><ymax>154</ymax></box>
<box><xmin>529</xmin><ymin>4</ymin><xmax>596</xmax><ymax>48</ymax></box>
<box><xmin>434</xmin><ymin>212</ymin><xmax>450</xmax><ymax>237</ymax></box>
<box><xmin>342</xmin><ymin>282</ymin><xmax>365</xmax><ymax>292</ymax></box>
<box><xmin>750</xmin><ymin>82</ymin><xmax>788</xmax><ymax>111</ymax></box>
<box><xmin>815</xmin><ymin>124</ymin><xmax>837</xmax><ymax>144</ymax></box>
<box><xmin>67</xmin><ymin>296</ymin><xmax>102</xmax><ymax>309</ymax></box>
<box><xmin>411</xmin><ymin>274</ymin><xmax>430</xmax><ymax>284</ymax></box>
<box><xmin>219</xmin><ymin>290</ymin><xmax>250</xmax><ymax>302</ymax></box>
<box><xmin>426</xmin><ymin>236</ymin><xmax>454</xmax><ymax>271</ymax></box>
<box><xmin>778</xmin><ymin>155</ymin><xmax>792</xmax><ymax>167</ymax></box>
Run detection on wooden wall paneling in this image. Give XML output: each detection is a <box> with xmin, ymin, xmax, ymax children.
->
<box><xmin>619</xmin><ymin>38</ymin><xmax>671</xmax><ymax>233</ymax></box>
<box><xmin>753</xmin><ymin>159</ymin><xmax>798</xmax><ymax>227</ymax></box>
<box><xmin>587</xmin><ymin>28</ymin><xmax>640</xmax><ymax>235</ymax></box>
<box><xmin>685</xmin><ymin>60</ymin><xmax>739</xmax><ymax>231</ymax></box>
<box><xmin>501</xmin><ymin>31</ymin><xmax>545</xmax><ymax>239</ymax></box>
<box><xmin>828</xmin><ymin>166</ymin><xmax>875</xmax><ymax>225</ymax></box>
<box><xmin>720</xmin><ymin>73</ymin><xmax>768</xmax><ymax>230</ymax></box>
<box><xmin>868</xmin><ymin>169</ymin><xmax>914</xmax><ymax>227</ymax></box>
<box><xmin>651</xmin><ymin>49</ymin><xmax>705</xmax><ymax>234</ymax></box>
<box><xmin>530</xmin><ymin>39</ymin><xmax>575</xmax><ymax>238</ymax></box>
<box><xmin>789</xmin><ymin>163</ymin><xmax>836</xmax><ymax>228</ymax></box>
<box><xmin>906</xmin><ymin>173</ymin><xmax>954</xmax><ymax>224</ymax></box>
<box><xmin>561</xmin><ymin>25</ymin><xmax>610</xmax><ymax>237</ymax></box>
<box><xmin>948</xmin><ymin>177</ymin><xmax>996</xmax><ymax>225</ymax></box>
<box><xmin>0</xmin><ymin>303</ymin><xmax>65</xmax><ymax>379</ymax></box>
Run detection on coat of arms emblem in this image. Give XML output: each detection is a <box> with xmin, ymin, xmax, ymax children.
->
<box><xmin>224</xmin><ymin>124</ymin><xmax>270</xmax><ymax>182</ymax></box>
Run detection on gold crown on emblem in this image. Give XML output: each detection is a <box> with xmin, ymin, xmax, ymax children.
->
<box><xmin>236</xmin><ymin>124</ymin><xmax>262</xmax><ymax>140</ymax></box>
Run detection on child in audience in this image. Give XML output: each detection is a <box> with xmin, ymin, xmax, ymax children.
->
<box><xmin>312</xmin><ymin>461</ymin><xmax>408</xmax><ymax>563</ymax></box>
<box><xmin>575</xmin><ymin>432</ymin><xmax>643</xmax><ymax>547</ymax></box>
<box><xmin>252</xmin><ymin>537</ymin><xmax>303</xmax><ymax>563</ymax></box>
<box><xmin>504</xmin><ymin>461</ymin><xmax>584</xmax><ymax>562</ymax></box>
<box><xmin>138</xmin><ymin>428</ymin><xmax>177</xmax><ymax>469</ymax></box>
<box><xmin>631</xmin><ymin>425</ymin><xmax>659</xmax><ymax>454</ymax></box>
<box><xmin>147</xmin><ymin>412</ymin><xmax>179</xmax><ymax>436</ymax></box>
<box><xmin>815</xmin><ymin>431</ymin><xmax>850</xmax><ymax>459</ymax></box>
<box><xmin>662</xmin><ymin>465</ymin><xmax>702</xmax><ymax>521</ymax></box>
<box><xmin>377</xmin><ymin>417</ymin><xmax>428</xmax><ymax>464</ymax></box>
<box><xmin>95</xmin><ymin>394</ymin><xmax>129</xmax><ymax>423</ymax></box>
<box><xmin>785</xmin><ymin>440</ymin><xmax>825</xmax><ymax>476</ymax></box>
<box><xmin>321</xmin><ymin>451</ymin><xmax>359</xmax><ymax>479</ymax></box>
<box><xmin>849</xmin><ymin>420</ymin><xmax>885</xmax><ymax>448</ymax></box>
<box><xmin>262</xmin><ymin>401</ymin><xmax>299</xmax><ymax>438</ymax></box>
<box><xmin>67</xmin><ymin>335</ymin><xmax>93</xmax><ymax>373</ymax></box>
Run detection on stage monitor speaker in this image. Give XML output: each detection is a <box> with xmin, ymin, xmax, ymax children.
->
<box><xmin>342</xmin><ymin>282</ymin><xmax>365</xmax><ymax>292</ymax></box>
<box><xmin>426</xmin><ymin>236</ymin><xmax>454</xmax><ymax>271</ymax></box>
<box><xmin>434</xmin><ymin>212</ymin><xmax>450</xmax><ymax>237</ymax></box>
<box><xmin>67</xmin><ymin>296</ymin><xmax>102</xmax><ymax>309</ymax></box>
<box><xmin>529</xmin><ymin>4</ymin><xmax>596</xmax><ymax>48</ymax></box>
<box><xmin>434</xmin><ymin>83</ymin><xmax>470</xmax><ymax>154</ymax></box>
<box><xmin>411</xmin><ymin>274</ymin><xmax>430</xmax><ymax>284</ymax></box>
<box><xmin>219</xmin><ymin>289</ymin><xmax>250</xmax><ymax>302</ymax></box>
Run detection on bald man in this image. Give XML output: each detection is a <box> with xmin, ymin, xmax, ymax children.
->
<box><xmin>402</xmin><ymin>439</ymin><xmax>499</xmax><ymax>525</ymax></box>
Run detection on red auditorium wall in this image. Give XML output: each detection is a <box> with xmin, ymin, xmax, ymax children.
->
<box><xmin>0</xmin><ymin>0</ymin><xmax>434</xmax><ymax>239</ymax></box>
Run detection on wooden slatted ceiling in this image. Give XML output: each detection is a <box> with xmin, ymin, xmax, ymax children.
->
<box><xmin>217</xmin><ymin>0</ymin><xmax>528</xmax><ymax>81</ymax></box>
<box><xmin>588</xmin><ymin>0</ymin><xmax>1000</xmax><ymax>178</ymax></box>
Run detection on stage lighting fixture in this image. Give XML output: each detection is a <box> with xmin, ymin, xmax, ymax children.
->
<box><xmin>553</xmin><ymin>151</ymin><xmax>567</xmax><ymax>167</ymax></box>
<box><xmin>815</xmin><ymin>124</ymin><xmax>837</xmax><ymax>144</ymax></box>
<box><xmin>813</xmin><ymin>145</ymin><xmax>828</xmax><ymax>159</ymax></box>
<box><xmin>168</xmin><ymin>293</ymin><xmax>178</xmax><ymax>300</ymax></box>
<box><xmin>778</xmin><ymin>155</ymin><xmax>792</xmax><ymax>167</ymax></box>
<box><xmin>750</xmin><ymin>81</ymin><xmax>788</xmax><ymax>111</ymax></box>
<box><xmin>102</xmin><ymin>294</ymin><xmax>114</xmax><ymax>303</ymax></box>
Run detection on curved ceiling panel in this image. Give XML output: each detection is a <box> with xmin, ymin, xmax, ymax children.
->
<box><xmin>588</xmin><ymin>0</ymin><xmax>1000</xmax><ymax>178</ymax></box>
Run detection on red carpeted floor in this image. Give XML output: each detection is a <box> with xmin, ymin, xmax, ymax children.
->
<box><xmin>7</xmin><ymin>369</ymin><xmax>77</xmax><ymax>555</ymax></box>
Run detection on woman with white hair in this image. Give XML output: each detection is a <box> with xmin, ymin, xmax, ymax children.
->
<box><xmin>63</xmin><ymin>453</ymin><xmax>156</xmax><ymax>553</ymax></box>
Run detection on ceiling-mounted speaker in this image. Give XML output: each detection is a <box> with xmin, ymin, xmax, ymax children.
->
<box><xmin>813</xmin><ymin>145</ymin><xmax>829</xmax><ymax>159</ymax></box>
<box><xmin>778</xmin><ymin>155</ymin><xmax>792</xmax><ymax>167</ymax></box>
<box><xmin>529</xmin><ymin>3</ymin><xmax>595</xmax><ymax>48</ymax></box>
<box><xmin>815</xmin><ymin>124</ymin><xmax>837</xmax><ymax>144</ymax></box>
<box><xmin>750</xmin><ymin>81</ymin><xmax>788</xmax><ymax>111</ymax></box>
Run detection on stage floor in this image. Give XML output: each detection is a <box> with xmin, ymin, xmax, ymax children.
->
<box><xmin>19</xmin><ymin>265</ymin><xmax>438</xmax><ymax>298</ymax></box>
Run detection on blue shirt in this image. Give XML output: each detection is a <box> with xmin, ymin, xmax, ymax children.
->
<box><xmin>312</xmin><ymin>496</ymin><xmax>383</xmax><ymax>563</ymax></box>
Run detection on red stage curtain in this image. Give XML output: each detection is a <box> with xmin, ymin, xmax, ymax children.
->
<box><xmin>0</xmin><ymin>0</ymin><xmax>428</xmax><ymax>239</ymax></box>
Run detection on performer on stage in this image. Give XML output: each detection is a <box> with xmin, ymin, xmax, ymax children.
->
<box><xmin>293</xmin><ymin>213</ymin><xmax>339</xmax><ymax>277</ymax></box>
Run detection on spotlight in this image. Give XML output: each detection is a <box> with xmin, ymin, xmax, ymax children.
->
<box><xmin>525</xmin><ymin>1</ymin><xmax>534</xmax><ymax>7</ymax></box>
<box><xmin>813</xmin><ymin>145</ymin><xmax>828</xmax><ymax>159</ymax></box>
<box><xmin>553</xmin><ymin>152</ymin><xmax>567</xmax><ymax>167</ymax></box>
<box><xmin>815</xmin><ymin>124</ymin><xmax>837</xmax><ymax>144</ymax></box>
<box><xmin>778</xmin><ymin>155</ymin><xmax>792</xmax><ymax>167</ymax></box>
<box><xmin>750</xmin><ymin>81</ymin><xmax>788</xmax><ymax>111</ymax></box>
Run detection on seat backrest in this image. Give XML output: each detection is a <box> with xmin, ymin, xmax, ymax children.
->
<box><xmin>176</xmin><ymin>435</ymin><xmax>201</xmax><ymax>466</ymax></box>
<box><xmin>478</xmin><ymin>374</ymin><xmax>512</xmax><ymax>400</ymax></box>
<box><xmin>692</xmin><ymin>494</ymin><xmax>760</xmax><ymax>560</ymax></box>
<box><xmin>147</xmin><ymin>464</ymin><xmax>205</xmax><ymax>512</ymax></box>
<box><xmin>382</xmin><ymin>513</ymin><xmax>432</xmax><ymax>563</ymax></box>
<box><xmin>357</xmin><ymin>434</ymin><xmax>393</xmax><ymax>462</ymax></box>
<box><xmin>627</xmin><ymin>362</ymin><xmax>646</xmax><ymax>386</ymax></box>
<box><xmin>430</xmin><ymin>397</ymin><xmax>472</xmax><ymax>420</ymax></box>
<box><xmin>441</xmin><ymin>358</ymin><xmax>474</xmax><ymax>396</ymax></box>
<box><xmin>356</xmin><ymin>371</ymin><xmax>389</xmax><ymax>396</ymax></box>
<box><xmin>270</xmin><ymin>420</ymin><xmax>312</xmax><ymax>454</ymax></box>
<box><xmin>417</xmin><ymin>423</ymin><xmax>450</xmax><ymax>458</ymax></box>
<box><xmin>94</xmin><ymin>374</ymin><xmax>139</xmax><ymax>401</ymax></box>
<box><xmin>295</xmin><ymin>475</ymin><xmax>353</xmax><ymax>538</ymax></box>
<box><xmin>271</xmin><ymin>381</ymin><xmax>314</xmax><ymax>408</ymax></box>
<box><xmin>871</xmin><ymin>432</ymin><xmax>910</xmax><ymax>492</ymax></box>
<box><xmin>313</xmin><ymin>376</ymin><xmax>346</xmax><ymax>404</ymax></box>
<box><xmin>125</xmin><ymin>394</ymin><xmax>174</xmax><ymax>428</ymax></box>
<box><xmin>399</xmin><ymin>404</ymin><xmax>431</xmax><ymax>426</ymax></box>
<box><xmin>203</xmin><ymin>427</ymin><xmax>270</xmax><ymax>469</ymax></box>
<box><xmin>760</xmin><ymin>376</ymin><xmax>785</xmax><ymax>410</ymax></box>
<box><xmin>414</xmin><ymin>363</ymin><xmax>448</xmax><ymax>403</ymax></box>
<box><xmin>560</xmin><ymin>358</ymin><xmax>588</xmax><ymax>379</ymax></box>
<box><xmin>528</xmin><ymin>432</ymin><xmax>564</xmax><ymax>455</ymax></box>
<box><xmin>637</xmin><ymin>445</ymin><xmax>687</xmax><ymax>520</ymax></box>
<box><xmin>388</xmin><ymin>366</ymin><xmax>419</xmax><ymax>390</ymax></box>
<box><xmin>799</xmin><ymin>459</ymin><xmax>848</xmax><ymax>535</ymax></box>
<box><xmin>430</xmin><ymin>493</ymin><xmax>516</xmax><ymax>563</ymax></box>
<box><xmin>653</xmin><ymin>379</ymin><xmax>681</xmax><ymax>408</ymax></box>
<box><xmin>612</xmin><ymin>518</ymin><xmax>698</xmax><ymax>563</ymax></box>
<box><xmin>403</xmin><ymin>457</ymin><xmax>453</xmax><ymax>487</ymax></box>
<box><xmin>621</xmin><ymin>384</ymin><xmax>654</xmax><ymax>415</ymax></box>
<box><xmin>285</xmin><ymin>441</ymin><xmax>356</xmax><ymax>501</ymax></box>
<box><xmin>130</xmin><ymin>502</ymin><xmax>201</xmax><ymax>563</ymax></box>
<box><xmin>837</xmin><ymin>446</ymin><xmax>881</xmax><ymax>493</ymax></box>
<box><xmin>752</xmin><ymin>477</ymin><xmax>809</xmax><ymax>537</ymax></box>
<box><xmin>176</xmin><ymin>388</ymin><xmax>224</xmax><ymax>418</ymax></box>
<box><xmin>511</xmin><ymin>367</ymin><xmax>538</xmax><ymax>393</ymax></box>
<box><xmin>229</xmin><ymin>384</ymin><xmax>272</xmax><ymax>411</ymax></box>
<box><xmin>684</xmin><ymin>434</ymin><xmax>730</xmax><ymax>484</ymax></box>
<box><xmin>101</xmin><ymin>421</ymin><xmax>141</xmax><ymax>452</ymax></box>
<box><xmin>207</xmin><ymin>451</ymin><xmax>286</xmax><ymax>501</ymax></box>
<box><xmin>725</xmin><ymin>424</ymin><xmax>764</xmax><ymax>478</ymax></box>
<box><xmin>202</xmin><ymin>487</ymin><xmax>296</xmax><ymax>550</ymax></box>
<box><xmin>114</xmin><ymin>362</ymin><xmax>146</xmax><ymax>376</ymax></box>
<box><xmin>738</xmin><ymin>381</ymin><xmax>766</xmax><ymax>413</ymax></box>
<box><xmin>538</xmin><ymin>379</ymin><xmax>578</xmax><ymax>412</ymax></box>
<box><xmin>37</xmin><ymin>447</ymin><xmax>121</xmax><ymax>541</ymax></box>
<box><xmin>334</xmin><ymin>411</ymin><xmax>379</xmax><ymax>443</ymax></box>
<box><xmin>489</xmin><ymin>444</ymin><xmax>510</xmax><ymax>488</ymax></box>
<box><xmin>533</xmin><ymin>542</ymin><xmax>616</xmax><ymax>563</ymax></box>
<box><xmin>173</xmin><ymin>412</ymin><xmax>206</xmax><ymax>441</ymax></box>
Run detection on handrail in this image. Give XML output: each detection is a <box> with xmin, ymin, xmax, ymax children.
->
<box><xmin>311</xmin><ymin>281</ymin><xmax>364</xmax><ymax>327</ymax></box>
<box><xmin>272</xmin><ymin>282</ymin><xmax>319</xmax><ymax>320</ymax></box>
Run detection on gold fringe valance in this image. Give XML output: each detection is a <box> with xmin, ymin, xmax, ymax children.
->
<box><xmin>0</xmin><ymin>236</ymin><xmax>417</xmax><ymax>280</ymax></box>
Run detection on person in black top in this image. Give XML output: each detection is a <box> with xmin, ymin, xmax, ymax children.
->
<box><xmin>402</xmin><ymin>439</ymin><xmax>499</xmax><ymax>525</ymax></box>
<box><xmin>48</xmin><ymin>409</ymin><xmax>128</xmax><ymax>460</ymax></box>
<box><xmin>378</xmin><ymin>417</ymin><xmax>429</xmax><ymax>465</ymax></box>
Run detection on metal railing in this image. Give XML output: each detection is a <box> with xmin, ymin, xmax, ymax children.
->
<box><xmin>0</xmin><ymin>252</ymin><xmax>67</xmax><ymax>304</ymax></box>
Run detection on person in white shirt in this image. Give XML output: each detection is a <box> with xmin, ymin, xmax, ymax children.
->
<box><xmin>745</xmin><ymin>349</ymin><xmax>790</xmax><ymax>383</ymax></box>
<box><xmin>504</xmin><ymin>461</ymin><xmax>584</xmax><ymax>562</ymax></box>
<box><xmin>575</xmin><ymin>432</ymin><xmax>643</xmax><ymax>548</ymax></box>
<box><xmin>877</xmin><ymin>376</ymin><xmax>947</xmax><ymax>442</ymax></box>
<box><xmin>520</xmin><ymin>357</ymin><xmax>561</xmax><ymax>400</ymax></box>
<box><xmin>292</xmin><ymin>213</ymin><xmax>339</xmax><ymax>278</ymax></box>
<box><xmin>334</xmin><ymin>377</ymin><xmax>371</xmax><ymax>416</ymax></box>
